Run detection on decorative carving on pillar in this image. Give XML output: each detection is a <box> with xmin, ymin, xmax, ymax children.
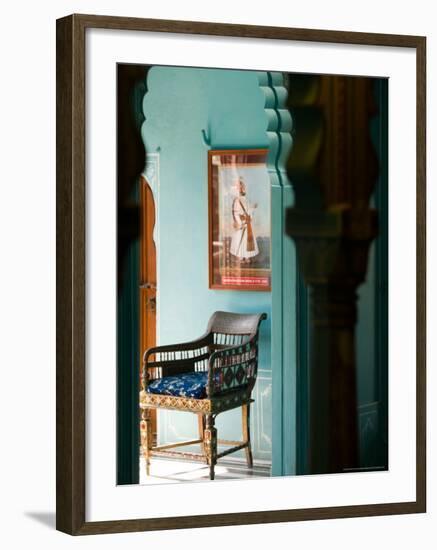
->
<box><xmin>286</xmin><ymin>75</ymin><xmax>379</xmax><ymax>474</ymax></box>
<box><xmin>117</xmin><ymin>65</ymin><xmax>150</xmax><ymax>293</ymax></box>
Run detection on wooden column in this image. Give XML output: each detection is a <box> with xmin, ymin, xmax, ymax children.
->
<box><xmin>116</xmin><ymin>65</ymin><xmax>149</xmax><ymax>485</ymax></box>
<box><xmin>286</xmin><ymin>75</ymin><xmax>379</xmax><ymax>474</ymax></box>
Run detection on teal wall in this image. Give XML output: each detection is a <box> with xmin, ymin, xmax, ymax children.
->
<box><xmin>142</xmin><ymin>66</ymin><xmax>295</xmax><ymax>465</ymax></box>
<box><xmin>263</xmin><ymin>72</ymin><xmax>296</xmax><ymax>476</ymax></box>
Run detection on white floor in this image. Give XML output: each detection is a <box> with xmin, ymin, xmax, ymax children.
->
<box><xmin>139</xmin><ymin>455</ymin><xmax>271</xmax><ymax>485</ymax></box>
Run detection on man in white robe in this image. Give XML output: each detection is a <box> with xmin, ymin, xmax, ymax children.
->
<box><xmin>230</xmin><ymin>178</ymin><xmax>259</xmax><ymax>263</ymax></box>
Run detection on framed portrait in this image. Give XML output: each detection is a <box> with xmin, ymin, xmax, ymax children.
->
<box><xmin>208</xmin><ymin>149</ymin><xmax>271</xmax><ymax>290</ymax></box>
<box><xmin>56</xmin><ymin>14</ymin><xmax>426</xmax><ymax>536</ymax></box>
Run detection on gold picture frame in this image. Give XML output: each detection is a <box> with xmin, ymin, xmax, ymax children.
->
<box><xmin>208</xmin><ymin>149</ymin><xmax>271</xmax><ymax>291</ymax></box>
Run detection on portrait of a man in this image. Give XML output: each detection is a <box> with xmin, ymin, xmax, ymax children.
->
<box><xmin>230</xmin><ymin>177</ymin><xmax>259</xmax><ymax>264</ymax></box>
<box><xmin>209</xmin><ymin>149</ymin><xmax>271</xmax><ymax>290</ymax></box>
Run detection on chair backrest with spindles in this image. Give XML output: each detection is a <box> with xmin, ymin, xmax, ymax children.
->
<box><xmin>206</xmin><ymin>310</ymin><xmax>267</xmax><ymax>352</ymax></box>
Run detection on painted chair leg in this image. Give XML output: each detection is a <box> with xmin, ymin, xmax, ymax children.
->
<box><xmin>204</xmin><ymin>414</ymin><xmax>217</xmax><ymax>480</ymax></box>
<box><xmin>242</xmin><ymin>403</ymin><xmax>253</xmax><ymax>468</ymax></box>
<box><xmin>140</xmin><ymin>408</ymin><xmax>152</xmax><ymax>476</ymax></box>
<box><xmin>197</xmin><ymin>413</ymin><xmax>206</xmax><ymax>457</ymax></box>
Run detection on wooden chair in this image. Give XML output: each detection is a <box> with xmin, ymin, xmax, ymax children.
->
<box><xmin>139</xmin><ymin>311</ymin><xmax>267</xmax><ymax>480</ymax></box>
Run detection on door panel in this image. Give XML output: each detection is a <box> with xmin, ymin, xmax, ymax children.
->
<box><xmin>140</xmin><ymin>175</ymin><xmax>157</xmax><ymax>437</ymax></box>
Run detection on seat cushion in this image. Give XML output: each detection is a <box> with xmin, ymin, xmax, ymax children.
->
<box><xmin>147</xmin><ymin>371</ymin><xmax>210</xmax><ymax>399</ymax></box>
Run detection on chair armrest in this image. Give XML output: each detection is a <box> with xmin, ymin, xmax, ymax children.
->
<box><xmin>143</xmin><ymin>333</ymin><xmax>211</xmax><ymax>362</ymax></box>
<box><xmin>206</xmin><ymin>334</ymin><xmax>259</xmax><ymax>397</ymax></box>
<box><xmin>142</xmin><ymin>333</ymin><xmax>212</xmax><ymax>389</ymax></box>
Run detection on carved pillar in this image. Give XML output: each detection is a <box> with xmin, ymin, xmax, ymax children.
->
<box><xmin>117</xmin><ymin>65</ymin><xmax>150</xmax><ymax>485</ymax></box>
<box><xmin>286</xmin><ymin>75</ymin><xmax>378</xmax><ymax>474</ymax></box>
<box><xmin>117</xmin><ymin>65</ymin><xmax>150</xmax><ymax>292</ymax></box>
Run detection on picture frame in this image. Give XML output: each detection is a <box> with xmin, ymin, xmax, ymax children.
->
<box><xmin>56</xmin><ymin>13</ymin><xmax>426</xmax><ymax>535</ymax></box>
<box><xmin>208</xmin><ymin>149</ymin><xmax>271</xmax><ymax>291</ymax></box>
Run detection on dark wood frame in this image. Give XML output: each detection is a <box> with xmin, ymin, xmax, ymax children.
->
<box><xmin>56</xmin><ymin>13</ymin><xmax>426</xmax><ymax>535</ymax></box>
<box><xmin>208</xmin><ymin>148</ymin><xmax>271</xmax><ymax>291</ymax></box>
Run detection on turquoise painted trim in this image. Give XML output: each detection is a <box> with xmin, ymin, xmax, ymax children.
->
<box><xmin>282</xmin><ymin>183</ymin><xmax>296</xmax><ymax>475</ymax></box>
<box><xmin>263</xmin><ymin>72</ymin><xmax>296</xmax><ymax>476</ymax></box>
<box><xmin>262</xmin><ymin>70</ymin><xmax>284</xmax><ymax>476</ymax></box>
<box><xmin>275</xmin><ymin>71</ymin><xmax>296</xmax><ymax>476</ymax></box>
<box><xmin>270</xmin><ymin>182</ymin><xmax>284</xmax><ymax>475</ymax></box>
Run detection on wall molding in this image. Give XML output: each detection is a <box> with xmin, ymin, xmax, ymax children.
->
<box><xmin>258</xmin><ymin>71</ymin><xmax>295</xmax><ymax>475</ymax></box>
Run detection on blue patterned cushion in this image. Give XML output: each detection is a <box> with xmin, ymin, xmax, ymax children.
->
<box><xmin>147</xmin><ymin>371</ymin><xmax>210</xmax><ymax>399</ymax></box>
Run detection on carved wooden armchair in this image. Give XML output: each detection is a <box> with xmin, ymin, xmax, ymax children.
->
<box><xmin>139</xmin><ymin>311</ymin><xmax>267</xmax><ymax>480</ymax></box>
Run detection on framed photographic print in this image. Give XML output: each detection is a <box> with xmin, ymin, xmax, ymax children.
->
<box><xmin>56</xmin><ymin>14</ymin><xmax>426</xmax><ymax>536</ymax></box>
<box><xmin>208</xmin><ymin>149</ymin><xmax>271</xmax><ymax>290</ymax></box>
